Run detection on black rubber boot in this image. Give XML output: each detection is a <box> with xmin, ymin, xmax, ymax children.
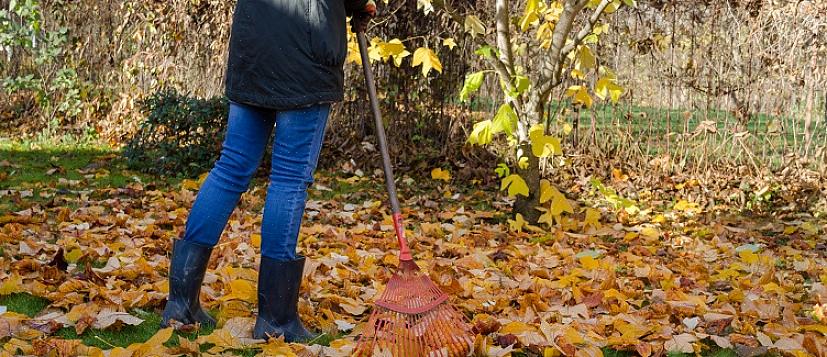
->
<box><xmin>161</xmin><ymin>239</ymin><xmax>216</xmax><ymax>328</ymax></box>
<box><xmin>253</xmin><ymin>256</ymin><xmax>318</xmax><ymax>342</ymax></box>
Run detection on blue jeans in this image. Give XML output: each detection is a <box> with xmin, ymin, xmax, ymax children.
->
<box><xmin>183</xmin><ymin>102</ymin><xmax>330</xmax><ymax>261</ymax></box>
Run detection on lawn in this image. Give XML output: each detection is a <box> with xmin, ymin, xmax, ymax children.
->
<box><xmin>0</xmin><ymin>136</ymin><xmax>825</xmax><ymax>356</ymax></box>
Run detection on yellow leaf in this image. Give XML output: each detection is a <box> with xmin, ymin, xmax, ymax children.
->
<box><xmin>537</xmin><ymin>22</ymin><xmax>554</xmax><ymax>48</ymax></box>
<box><xmin>374</xmin><ymin>38</ymin><xmax>410</xmax><ymax>67</ymax></box>
<box><xmin>464</xmin><ymin>15</ymin><xmax>486</xmax><ymax>38</ymax></box>
<box><xmin>109</xmin><ymin>348</ymin><xmax>132</xmax><ymax>357</ymax></box>
<box><xmin>540</xmin><ymin>179</ymin><xmax>554</xmax><ymax>204</ymax></box>
<box><xmin>501</xmin><ymin>321</ymin><xmax>535</xmax><ymax>335</ymax></box>
<box><xmin>584</xmin><ymin>208</ymin><xmax>601</xmax><ymax>229</ymax></box>
<box><xmin>739</xmin><ymin>250</ymin><xmax>759</xmax><ymax>265</ymax></box>
<box><xmin>545</xmin><ymin>347</ymin><xmax>561</xmax><ymax>357</ymax></box>
<box><xmin>576</xmin><ymin>46</ymin><xmax>596</xmax><ymax>70</ymax></box>
<box><xmin>529</xmin><ymin>124</ymin><xmax>562</xmax><ymax>158</ymax></box>
<box><xmin>520</xmin><ymin>0</ymin><xmax>540</xmax><ymax>31</ymax></box>
<box><xmin>219</xmin><ymin>279</ymin><xmax>257</xmax><ymax>303</ymax></box>
<box><xmin>579</xmin><ymin>255</ymin><xmax>599</xmax><ymax>270</ymax></box>
<box><xmin>595</xmin><ymin>76</ymin><xmax>624</xmax><ymax>103</ymax></box>
<box><xmin>640</xmin><ymin>227</ymin><xmax>659</xmax><ymax>240</ymax></box>
<box><xmin>431</xmin><ymin>168</ymin><xmax>451</xmax><ymax>182</ymax></box>
<box><xmin>509</xmin><ymin>213</ymin><xmax>527</xmax><ymax>232</ymax></box>
<box><xmin>197</xmin><ymin>329</ymin><xmax>243</xmax><ymax>351</ymax></box>
<box><xmin>251</xmin><ymin>233</ymin><xmax>261</xmax><ymax>248</ymax></box>
<box><xmin>0</xmin><ymin>274</ymin><xmax>22</xmax><ymax>295</ymax></box>
<box><xmin>412</xmin><ymin>47</ymin><xmax>442</xmax><ymax>76</ymax></box>
<box><xmin>346</xmin><ymin>38</ymin><xmax>362</xmax><ymax>65</ymax></box>
<box><xmin>801</xmin><ymin>222</ymin><xmax>819</xmax><ymax>235</ymax></box>
<box><xmin>181</xmin><ymin>179</ymin><xmax>201</xmax><ymax>191</ymax></box>
<box><xmin>261</xmin><ymin>339</ymin><xmax>298</xmax><ymax>357</ymax></box>
<box><xmin>801</xmin><ymin>324</ymin><xmax>827</xmax><ymax>335</ymax></box>
<box><xmin>197</xmin><ymin>172</ymin><xmax>209</xmax><ymax>185</ymax></box>
<box><xmin>673</xmin><ymin>199</ymin><xmax>701</xmax><ymax>213</ymax></box>
<box><xmin>566</xmin><ymin>85</ymin><xmax>593</xmax><ymax>108</ymax></box>
<box><xmin>564</xmin><ymin>326</ymin><xmax>585</xmax><ymax>345</ymax></box>
<box><xmin>442</xmin><ymin>38</ymin><xmax>457</xmax><ymax>50</ymax></box>
<box><xmin>130</xmin><ymin>327</ymin><xmax>174</xmax><ymax>357</ymax></box>
<box><xmin>518</xmin><ymin>156</ymin><xmax>529</xmax><ymax>169</ymax></box>
<box><xmin>547</xmin><ymin>185</ymin><xmax>573</xmax><ymax>216</ymax></box>
<box><xmin>65</xmin><ymin>248</ymin><xmax>83</xmax><ymax>263</ymax></box>
<box><xmin>762</xmin><ymin>282</ymin><xmax>785</xmax><ymax>294</ymax></box>
<box><xmin>537</xmin><ymin>207</ymin><xmax>555</xmax><ymax>227</ymax></box>
<box><xmin>501</xmin><ymin>174</ymin><xmax>529</xmax><ymax>198</ymax></box>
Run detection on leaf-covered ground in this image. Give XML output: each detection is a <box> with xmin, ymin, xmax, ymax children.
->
<box><xmin>1</xmin><ymin>146</ymin><xmax>826</xmax><ymax>357</ymax></box>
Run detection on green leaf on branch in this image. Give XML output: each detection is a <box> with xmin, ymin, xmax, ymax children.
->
<box><xmin>467</xmin><ymin>120</ymin><xmax>494</xmax><ymax>145</ymax></box>
<box><xmin>492</xmin><ymin>104</ymin><xmax>518</xmax><ymax>137</ymax></box>
<box><xmin>475</xmin><ymin>45</ymin><xmax>494</xmax><ymax>58</ymax></box>
<box><xmin>501</xmin><ymin>174</ymin><xmax>529</xmax><ymax>198</ymax></box>
<box><xmin>460</xmin><ymin>71</ymin><xmax>485</xmax><ymax>102</ymax></box>
<box><xmin>495</xmin><ymin>163</ymin><xmax>510</xmax><ymax>178</ymax></box>
<box><xmin>506</xmin><ymin>75</ymin><xmax>530</xmax><ymax>98</ymax></box>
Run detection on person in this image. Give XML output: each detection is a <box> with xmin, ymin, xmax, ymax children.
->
<box><xmin>160</xmin><ymin>0</ymin><xmax>376</xmax><ymax>342</ymax></box>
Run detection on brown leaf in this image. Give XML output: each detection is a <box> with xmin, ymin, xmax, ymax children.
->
<box><xmin>472</xmin><ymin>314</ymin><xmax>501</xmax><ymax>335</ymax></box>
<box><xmin>635</xmin><ymin>342</ymin><xmax>652</xmax><ymax>357</ymax></box>
<box><xmin>92</xmin><ymin>309</ymin><xmax>143</xmax><ymax>329</ymax></box>
<box><xmin>48</xmin><ymin>248</ymin><xmax>68</xmax><ymax>271</ymax></box>
<box><xmin>495</xmin><ymin>333</ymin><xmax>518</xmax><ymax>348</ymax></box>
<box><xmin>32</xmin><ymin>338</ymin><xmax>80</xmax><ymax>357</ymax></box>
<box><xmin>730</xmin><ymin>333</ymin><xmax>759</xmax><ymax>347</ymax></box>
<box><xmin>583</xmin><ymin>291</ymin><xmax>604</xmax><ymax>308</ymax></box>
<box><xmin>664</xmin><ymin>333</ymin><xmax>697</xmax><ymax>353</ymax></box>
<box><xmin>803</xmin><ymin>332</ymin><xmax>826</xmax><ymax>357</ymax></box>
<box><xmin>734</xmin><ymin>344</ymin><xmax>768</xmax><ymax>357</ymax></box>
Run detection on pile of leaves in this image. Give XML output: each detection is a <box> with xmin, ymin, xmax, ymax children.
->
<box><xmin>0</xmin><ymin>165</ymin><xmax>826</xmax><ymax>357</ymax></box>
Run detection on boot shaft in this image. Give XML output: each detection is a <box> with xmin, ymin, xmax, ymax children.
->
<box><xmin>257</xmin><ymin>256</ymin><xmax>306</xmax><ymax>325</ymax></box>
<box><xmin>168</xmin><ymin>239</ymin><xmax>213</xmax><ymax>306</ymax></box>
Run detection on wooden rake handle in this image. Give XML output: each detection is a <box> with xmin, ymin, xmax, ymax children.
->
<box><xmin>356</xmin><ymin>32</ymin><xmax>413</xmax><ymax>261</ymax></box>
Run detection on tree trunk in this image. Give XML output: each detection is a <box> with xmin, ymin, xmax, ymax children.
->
<box><xmin>513</xmin><ymin>144</ymin><xmax>542</xmax><ymax>223</ymax></box>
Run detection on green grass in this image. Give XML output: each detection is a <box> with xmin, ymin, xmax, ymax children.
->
<box><xmin>54</xmin><ymin>310</ymin><xmax>168</xmax><ymax>349</ymax></box>
<box><xmin>0</xmin><ymin>139</ymin><xmax>138</xmax><ymax>189</ymax></box>
<box><xmin>0</xmin><ymin>293</ymin><xmax>51</xmax><ymax>317</ymax></box>
<box><xmin>309</xmin><ymin>171</ymin><xmax>380</xmax><ymax>201</ymax></box>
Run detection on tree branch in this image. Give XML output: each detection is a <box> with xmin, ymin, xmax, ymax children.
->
<box><xmin>433</xmin><ymin>0</ymin><xmax>521</xmax><ymax>112</ymax></box>
<box><xmin>561</xmin><ymin>0</ymin><xmax>613</xmax><ymax>56</ymax></box>
<box><xmin>537</xmin><ymin>0</ymin><xmax>589</xmax><ymax>98</ymax></box>
<box><xmin>495</xmin><ymin>0</ymin><xmax>515</xmax><ymax>76</ymax></box>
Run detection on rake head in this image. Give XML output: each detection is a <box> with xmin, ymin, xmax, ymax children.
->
<box><xmin>355</xmin><ymin>259</ymin><xmax>473</xmax><ymax>357</ymax></box>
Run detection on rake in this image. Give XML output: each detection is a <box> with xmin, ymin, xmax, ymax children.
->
<box><xmin>353</xmin><ymin>31</ymin><xmax>474</xmax><ymax>357</ymax></box>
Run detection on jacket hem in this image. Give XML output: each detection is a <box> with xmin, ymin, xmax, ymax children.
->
<box><xmin>226</xmin><ymin>90</ymin><xmax>344</xmax><ymax>111</ymax></box>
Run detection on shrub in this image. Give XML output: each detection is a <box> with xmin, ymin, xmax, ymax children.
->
<box><xmin>124</xmin><ymin>90</ymin><xmax>228</xmax><ymax>177</ymax></box>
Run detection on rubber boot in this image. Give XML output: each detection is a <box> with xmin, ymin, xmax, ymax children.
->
<box><xmin>253</xmin><ymin>256</ymin><xmax>318</xmax><ymax>342</ymax></box>
<box><xmin>161</xmin><ymin>239</ymin><xmax>216</xmax><ymax>328</ymax></box>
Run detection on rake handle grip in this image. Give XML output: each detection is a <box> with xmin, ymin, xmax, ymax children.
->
<box><xmin>357</xmin><ymin>32</ymin><xmax>412</xmax><ymax>261</ymax></box>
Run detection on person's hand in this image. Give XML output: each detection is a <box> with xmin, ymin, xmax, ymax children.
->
<box><xmin>351</xmin><ymin>0</ymin><xmax>377</xmax><ymax>33</ymax></box>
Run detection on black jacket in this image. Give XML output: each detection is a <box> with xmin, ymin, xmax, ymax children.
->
<box><xmin>225</xmin><ymin>0</ymin><xmax>366</xmax><ymax>110</ymax></box>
